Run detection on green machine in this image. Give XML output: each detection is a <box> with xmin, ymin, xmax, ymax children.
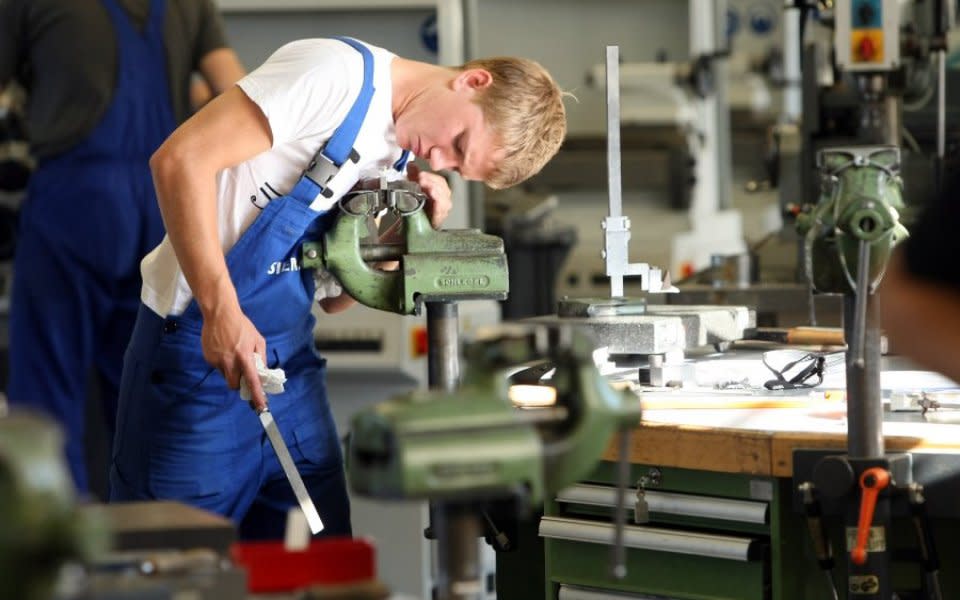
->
<box><xmin>0</xmin><ymin>413</ymin><xmax>107</xmax><ymax>600</ymax></box>
<box><xmin>348</xmin><ymin>324</ymin><xmax>642</xmax><ymax>506</ymax></box>
<box><xmin>796</xmin><ymin>146</ymin><xmax>909</xmax><ymax>298</ymax></box>
<box><xmin>348</xmin><ymin>323</ymin><xmax>642</xmax><ymax>600</ymax></box>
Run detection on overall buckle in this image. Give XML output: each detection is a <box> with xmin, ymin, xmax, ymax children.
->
<box><xmin>303</xmin><ymin>152</ymin><xmax>340</xmax><ymax>189</ymax></box>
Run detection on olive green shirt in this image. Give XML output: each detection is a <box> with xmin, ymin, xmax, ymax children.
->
<box><xmin>0</xmin><ymin>0</ymin><xmax>229</xmax><ymax>159</ymax></box>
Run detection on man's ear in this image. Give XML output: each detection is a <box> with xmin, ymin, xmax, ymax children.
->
<box><xmin>453</xmin><ymin>68</ymin><xmax>493</xmax><ymax>92</ymax></box>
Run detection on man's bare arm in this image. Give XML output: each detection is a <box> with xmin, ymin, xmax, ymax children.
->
<box><xmin>149</xmin><ymin>86</ymin><xmax>272</xmax><ymax>409</ymax></box>
<box><xmin>198</xmin><ymin>47</ymin><xmax>246</xmax><ymax>95</ymax></box>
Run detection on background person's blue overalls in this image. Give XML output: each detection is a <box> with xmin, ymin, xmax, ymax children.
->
<box><xmin>109</xmin><ymin>37</ymin><xmax>407</xmax><ymax>539</ymax></box>
<box><xmin>8</xmin><ymin>0</ymin><xmax>174</xmax><ymax>495</ymax></box>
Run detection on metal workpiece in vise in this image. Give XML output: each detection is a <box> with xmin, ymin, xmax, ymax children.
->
<box><xmin>347</xmin><ymin>324</ymin><xmax>643</xmax><ymax>588</ymax></box>
<box><xmin>301</xmin><ymin>180</ymin><xmax>508</xmax><ymax>315</ymax></box>
<box><xmin>0</xmin><ymin>413</ymin><xmax>108</xmax><ymax>600</ymax></box>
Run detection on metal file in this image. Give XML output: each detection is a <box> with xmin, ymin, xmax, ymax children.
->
<box><xmin>258</xmin><ymin>408</ymin><xmax>324</xmax><ymax>534</ymax></box>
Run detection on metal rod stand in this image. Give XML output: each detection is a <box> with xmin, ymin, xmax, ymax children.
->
<box><xmin>426</xmin><ymin>301</ymin><xmax>482</xmax><ymax>600</ymax></box>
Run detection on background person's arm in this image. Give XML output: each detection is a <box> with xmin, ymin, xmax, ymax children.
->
<box><xmin>198</xmin><ymin>47</ymin><xmax>246</xmax><ymax>95</ymax></box>
<box><xmin>150</xmin><ymin>86</ymin><xmax>272</xmax><ymax>410</ymax></box>
<box><xmin>880</xmin><ymin>251</ymin><xmax>960</xmax><ymax>383</ymax></box>
<box><xmin>189</xmin><ymin>48</ymin><xmax>246</xmax><ymax>111</ymax></box>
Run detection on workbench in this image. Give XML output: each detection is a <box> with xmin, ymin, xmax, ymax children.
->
<box><xmin>499</xmin><ymin>390</ymin><xmax>960</xmax><ymax>600</ymax></box>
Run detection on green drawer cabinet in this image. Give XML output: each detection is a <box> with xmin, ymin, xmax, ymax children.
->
<box><xmin>542</xmin><ymin>463</ymin><xmax>774</xmax><ymax>600</ymax></box>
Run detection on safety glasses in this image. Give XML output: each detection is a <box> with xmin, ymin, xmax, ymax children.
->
<box><xmin>762</xmin><ymin>350</ymin><xmax>830</xmax><ymax>391</ymax></box>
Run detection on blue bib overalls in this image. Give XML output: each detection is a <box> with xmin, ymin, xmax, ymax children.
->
<box><xmin>8</xmin><ymin>0</ymin><xmax>175</xmax><ymax>494</ymax></box>
<box><xmin>109</xmin><ymin>37</ymin><xmax>407</xmax><ymax>540</ymax></box>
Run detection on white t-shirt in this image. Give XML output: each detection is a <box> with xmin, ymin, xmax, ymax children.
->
<box><xmin>140</xmin><ymin>38</ymin><xmax>406</xmax><ymax>316</ymax></box>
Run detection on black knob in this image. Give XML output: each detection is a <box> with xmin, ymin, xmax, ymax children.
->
<box><xmin>858</xmin><ymin>2</ymin><xmax>875</xmax><ymax>26</ymax></box>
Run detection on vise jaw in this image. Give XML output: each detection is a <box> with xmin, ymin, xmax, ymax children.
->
<box><xmin>301</xmin><ymin>180</ymin><xmax>509</xmax><ymax>315</ymax></box>
<box><xmin>796</xmin><ymin>146</ymin><xmax>909</xmax><ymax>295</ymax></box>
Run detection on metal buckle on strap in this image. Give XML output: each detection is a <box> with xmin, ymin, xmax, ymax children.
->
<box><xmin>303</xmin><ymin>148</ymin><xmax>360</xmax><ymax>199</ymax></box>
<box><xmin>303</xmin><ymin>152</ymin><xmax>339</xmax><ymax>190</ymax></box>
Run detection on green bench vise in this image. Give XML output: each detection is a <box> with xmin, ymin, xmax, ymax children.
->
<box><xmin>301</xmin><ymin>180</ymin><xmax>509</xmax><ymax>314</ymax></box>
<box><xmin>347</xmin><ymin>323</ymin><xmax>642</xmax><ymax>506</ymax></box>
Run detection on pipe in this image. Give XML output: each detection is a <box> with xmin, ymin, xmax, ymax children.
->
<box><xmin>426</xmin><ymin>301</ymin><xmax>480</xmax><ymax>600</ymax></box>
<box><xmin>539</xmin><ymin>516</ymin><xmax>758</xmax><ymax>562</ymax></box>
<box><xmin>783</xmin><ymin>6</ymin><xmax>803</xmax><ymax>123</ymax></box>
<box><xmin>844</xmin><ymin>293</ymin><xmax>884</xmax><ymax>459</ymax></box>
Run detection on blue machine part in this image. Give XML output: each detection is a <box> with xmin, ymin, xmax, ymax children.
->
<box><xmin>748</xmin><ymin>1</ymin><xmax>776</xmax><ymax>35</ymax></box>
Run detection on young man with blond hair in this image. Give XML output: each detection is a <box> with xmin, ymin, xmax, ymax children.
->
<box><xmin>109</xmin><ymin>36</ymin><xmax>566</xmax><ymax>539</ymax></box>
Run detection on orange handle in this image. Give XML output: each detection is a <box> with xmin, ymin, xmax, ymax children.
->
<box><xmin>851</xmin><ymin>467</ymin><xmax>890</xmax><ymax>565</ymax></box>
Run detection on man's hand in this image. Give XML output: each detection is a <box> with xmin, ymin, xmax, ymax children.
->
<box><xmin>200</xmin><ymin>301</ymin><xmax>269</xmax><ymax>412</ymax></box>
<box><xmin>407</xmin><ymin>164</ymin><xmax>452</xmax><ymax>228</ymax></box>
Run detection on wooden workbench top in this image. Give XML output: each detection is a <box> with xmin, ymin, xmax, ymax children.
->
<box><xmin>602</xmin><ymin>405</ymin><xmax>960</xmax><ymax>478</ymax></box>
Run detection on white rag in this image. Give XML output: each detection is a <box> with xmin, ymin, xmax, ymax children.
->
<box><xmin>313</xmin><ymin>267</ymin><xmax>343</xmax><ymax>301</ymax></box>
<box><xmin>239</xmin><ymin>354</ymin><xmax>287</xmax><ymax>401</ymax></box>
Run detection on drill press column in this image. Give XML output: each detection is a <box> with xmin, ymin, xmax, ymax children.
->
<box><xmin>427</xmin><ymin>300</ymin><xmax>484</xmax><ymax>600</ymax></box>
<box><xmin>844</xmin><ymin>294</ymin><xmax>884</xmax><ymax>459</ymax></box>
<box><xmin>428</xmin><ymin>302</ymin><xmax>460</xmax><ymax>391</ymax></box>
<box><xmin>306</xmin><ymin>180</ymin><xmax>510</xmax><ymax>600</ymax></box>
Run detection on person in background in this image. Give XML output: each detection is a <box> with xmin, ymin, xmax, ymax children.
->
<box><xmin>108</xmin><ymin>35</ymin><xmax>567</xmax><ymax>538</ymax></box>
<box><xmin>0</xmin><ymin>0</ymin><xmax>245</xmax><ymax>496</ymax></box>
<box><xmin>881</xmin><ymin>170</ymin><xmax>960</xmax><ymax>383</ymax></box>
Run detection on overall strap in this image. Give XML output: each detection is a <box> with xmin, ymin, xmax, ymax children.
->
<box><xmin>393</xmin><ymin>149</ymin><xmax>411</xmax><ymax>172</ymax></box>
<box><xmin>291</xmin><ymin>37</ymin><xmax>376</xmax><ymax>203</ymax></box>
<box><xmin>323</xmin><ymin>36</ymin><xmax>375</xmax><ymax>165</ymax></box>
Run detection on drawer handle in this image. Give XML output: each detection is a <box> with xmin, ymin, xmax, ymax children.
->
<box><xmin>557</xmin><ymin>483</ymin><xmax>769</xmax><ymax>525</ymax></box>
<box><xmin>559</xmin><ymin>584</ymin><xmax>680</xmax><ymax>600</ymax></box>
<box><xmin>539</xmin><ymin>516</ymin><xmax>762</xmax><ymax>562</ymax></box>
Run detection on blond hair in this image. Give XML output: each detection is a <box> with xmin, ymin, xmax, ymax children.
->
<box><xmin>461</xmin><ymin>57</ymin><xmax>566</xmax><ymax>189</ymax></box>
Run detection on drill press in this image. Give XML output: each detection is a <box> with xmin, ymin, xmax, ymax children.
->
<box><xmin>794</xmin><ymin>146</ymin><xmax>939</xmax><ymax>600</ymax></box>
<box><xmin>306</xmin><ymin>181</ymin><xmax>642</xmax><ymax>599</ymax></box>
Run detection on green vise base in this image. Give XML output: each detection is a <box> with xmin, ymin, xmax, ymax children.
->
<box><xmin>303</xmin><ymin>206</ymin><xmax>508</xmax><ymax>315</ymax></box>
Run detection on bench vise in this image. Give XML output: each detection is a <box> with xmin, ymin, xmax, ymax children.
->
<box><xmin>301</xmin><ymin>180</ymin><xmax>509</xmax><ymax>314</ymax></box>
<box><xmin>347</xmin><ymin>323</ymin><xmax>642</xmax><ymax>506</ymax></box>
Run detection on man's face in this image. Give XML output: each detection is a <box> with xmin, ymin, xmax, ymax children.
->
<box><xmin>395</xmin><ymin>69</ymin><xmax>503</xmax><ymax>181</ymax></box>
